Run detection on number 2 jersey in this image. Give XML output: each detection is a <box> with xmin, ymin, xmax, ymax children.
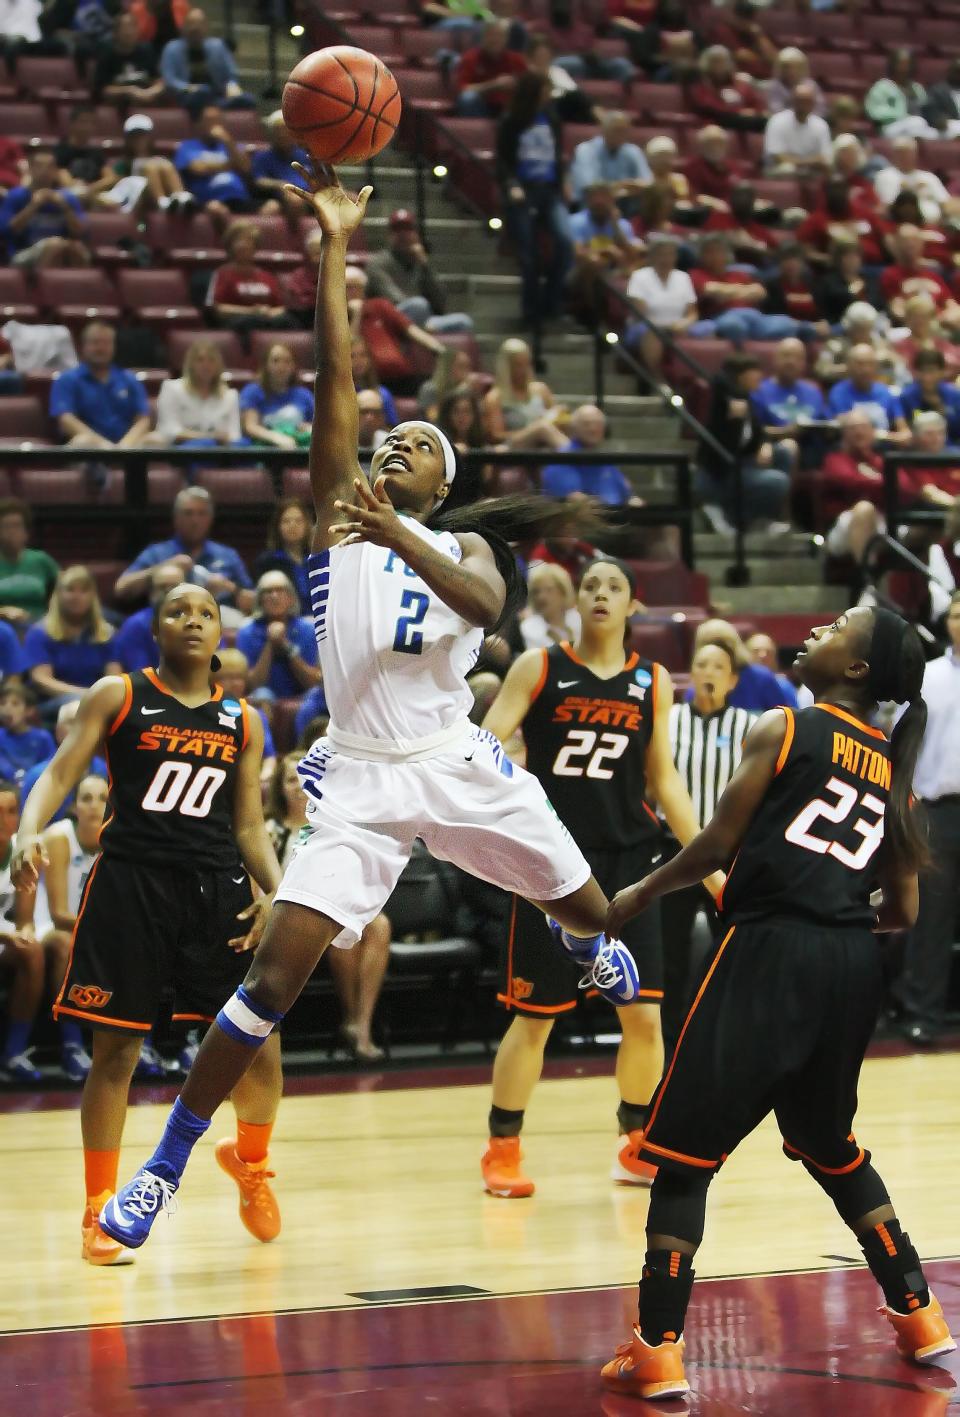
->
<box><xmin>719</xmin><ymin>702</ymin><xmax>891</xmax><ymax>929</ymax></box>
<box><xmin>97</xmin><ymin>668</ymin><xmax>248</xmax><ymax>870</ymax></box>
<box><xmin>522</xmin><ymin>643</ymin><xmax>662</xmax><ymax>852</ymax></box>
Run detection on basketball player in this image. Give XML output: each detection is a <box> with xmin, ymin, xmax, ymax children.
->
<box><xmin>13</xmin><ymin>584</ymin><xmax>284</xmax><ymax>1265</ymax></box>
<box><xmin>600</xmin><ymin>607</ymin><xmax>955</xmax><ymax>1401</ymax></box>
<box><xmin>480</xmin><ymin>558</ymin><xmax>722</xmax><ymax>1198</ymax></box>
<box><xmin>93</xmin><ymin>164</ymin><xmax>649</xmax><ymax>1249</ymax></box>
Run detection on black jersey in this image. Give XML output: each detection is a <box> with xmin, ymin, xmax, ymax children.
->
<box><xmin>522</xmin><ymin>644</ymin><xmax>661</xmax><ymax>851</ymax></box>
<box><xmin>98</xmin><ymin>669</ymin><xmax>248</xmax><ymax>870</ymax></box>
<box><xmin>719</xmin><ymin>703</ymin><xmax>892</xmax><ymax>928</ymax></box>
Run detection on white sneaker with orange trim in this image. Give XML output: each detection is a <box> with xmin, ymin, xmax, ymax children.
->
<box><xmin>611</xmin><ymin>1131</ymin><xmax>658</xmax><ymax>1186</ymax></box>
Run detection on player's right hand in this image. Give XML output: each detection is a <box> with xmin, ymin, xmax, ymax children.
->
<box><xmin>285</xmin><ymin>160</ymin><xmax>372</xmax><ymax>238</ymax></box>
<box><xmin>11</xmin><ymin>836</ymin><xmax>48</xmax><ymax>892</ymax></box>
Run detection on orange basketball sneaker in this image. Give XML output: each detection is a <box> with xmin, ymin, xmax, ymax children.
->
<box><xmin>82</xmin><ymin>1190</ymin><xmax>135</xmax><ymax>1266</ymax></box>
<box><xmin>481</xmin><ymin>1136</ymin><xmax>535</xmax><ymax>1198</ymax></box>
<box><xmin>601</xmin><ymin>1327</ymin><xmax>690</xmax><ymax>1401</ymax></box>
<box><xmin>611</xmin><ymin>1131</ymin><xmax>658</xmax><ymax>1186</ymax></box>
<box><xmin>884</xmin><ymin>1293</ymin><xmax>956</xmax><ymax>1364</ymax></box>
<box><xmin>215</xmin><ymin>1138</ymin><xmax>281</xmax><ymax>1242</ymax></box>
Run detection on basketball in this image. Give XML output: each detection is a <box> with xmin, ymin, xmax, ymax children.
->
<box><xmin>281</xmin><ymin>46</ymin><xmax>402</xmax><ymax>166</ymax></box>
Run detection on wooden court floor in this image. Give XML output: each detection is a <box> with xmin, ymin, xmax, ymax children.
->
<box><xmin>2</xmin><ymin>1047</ymin><xmax>958</xmax><ymax>1339</ymax></box>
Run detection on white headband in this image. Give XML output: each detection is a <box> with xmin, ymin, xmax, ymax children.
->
<box><xmin>391</xmin><ymin>421</ymin><xmax>457</xmax><ymax>485</ymax></box>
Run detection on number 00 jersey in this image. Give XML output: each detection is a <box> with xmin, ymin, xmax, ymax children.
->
<box><xmin>522</xmin><ymin>644</ymin><xmax>662</xmax><ymax>852</ymax></box>
<box><xmin>97</xmin><ymin>669</ymin><xmax>248</xmax><ymax>870</ymax></box>
<box><xmin>719</xmin><ymin>703</ymin><xmax>892</xmax><ymax>928</ymax></box>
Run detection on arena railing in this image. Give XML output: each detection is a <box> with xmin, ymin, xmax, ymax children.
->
<box><xmin>880</xmin><ymin>449</ymin><xmax>958</xmax><ymax>531</ymax></box>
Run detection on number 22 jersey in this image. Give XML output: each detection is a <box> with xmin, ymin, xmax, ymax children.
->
<box><xmin>97</xmin><ymin>669</ymin><xmax>248</xmax><ymax>870</ymax></box>
<box><xmin>719</xmin><ymin>703</ymin><xmax>891</xmax><ymax>928</ymax></box>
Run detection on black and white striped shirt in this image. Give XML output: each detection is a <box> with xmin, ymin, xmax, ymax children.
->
<box><xmin>669</xmin><ymin>702</ymin><xmax>756</xmax><ymax>829</ymax></box>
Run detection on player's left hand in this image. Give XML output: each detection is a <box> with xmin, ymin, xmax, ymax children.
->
<box><xmin>229</xmin><ymin>892</ymin><xmax>275</xmax><ymax>953</ymax></box>
<box><xmin>606</xmin><ymin>876</ymin><xmax>657</xmax><ymax>938</ymax></box>
<box><xmin>330</xmin><ymin>477</ymin><xmax>404</xmax><ymax>549</ymax></box>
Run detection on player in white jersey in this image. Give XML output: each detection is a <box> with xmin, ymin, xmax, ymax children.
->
<box><xmin>91</xmin><ymin>165</ymin><xmax>644</xmax><ymax>1248</ymax></box>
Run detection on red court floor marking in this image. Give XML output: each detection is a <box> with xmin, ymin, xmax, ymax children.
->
<box><xmin>4</xmin><ymin>1261</ymin><xmax>958</xmax><ymax>1415</ymax></box>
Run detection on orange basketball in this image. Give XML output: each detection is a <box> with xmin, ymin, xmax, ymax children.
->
<box><xmin>281</xmin><ymin>46</ymin><xmax>402</xmax><ymax>166</ymax></box>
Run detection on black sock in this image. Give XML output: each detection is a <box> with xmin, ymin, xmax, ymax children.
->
<box><xmin>489</xmin><ymin>1105</ymin><xmax>524</xmax><ymax>1138</ymax></box>
<box><xmin>639</xmin><ymin>1248</ymin><xmax>695</xmax><ymax>1345</ymax></box>
<box><xmin>617</xmin><ymin>1100</ymin><xmax>649</xmax><ymax>1136</ymax></box>
<box><xmin>860</xmin><ymin>1219</ymin><xmax>929</xmax><ymax>1315</ymax></box>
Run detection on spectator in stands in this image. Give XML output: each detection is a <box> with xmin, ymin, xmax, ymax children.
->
<box><xmin>240</xmin><ymin>342</ymin><xmax>313</xmax><ymax>450</ymax></box>
<box><xmin>690</xmin><ymin>618</ymin><xmax>796</xmax><ymax>709</ymax></box>
<box><xmin>435</xmin><ymin>388</ymin><xmax>490</xmax><ymax>508</ymax></box>
<box><xmin>366</xmin><ymin>208</ymin><xmax>474</xmax><ymax>334</ymax></box>
<box><xmin>881</xmin><ymin>225</ymin><xmax>960</xmax><ymax>330</ymax></box>
<box><xmin>353</xmin><ymin>336</ymin><xmax>398</xmax><ymax>426</ymax></box>
<box><xmin>128</xmin><ymin>0</ymin><xmax>188</xmax><ymax>46</ymax></box>
<box><xmin>830</xmin><ymin>134</ymin><xmax>885</xmax><ymax>215</ymax></box>
<box><xmin>697</xmin><ymin>354</ymin><xmax>793</xmax><ymax>537</ymax></box>
<box><xmin>0</xmin><ymin>782</ymin><xmax>53</xmax><ymax>1082</ymax></box>
<box><xmin>345</xmin><ymin>265</ymin><xmax>443</xmax><ymax>395</ymax></box>
<box><xmin>102</xmin><ymin>115</ymin><xmax>194</xmax><ymax>216</ymax></box>
<box><xmin>875</xmin><ymin>137</ymin><xmax>952</xmax><ymax>225</ymax></box>
<box><xmin>0</xmin><ymin>134</ymin><xmax>25</xmax><ymax>201</ymax></box>
<box><xmin>357</xmin><ymin>388</ymin><xmax>389</xmax><ymax>459</ymax></box>
<box><xmin>865</xmin><ymin>47</ymin><xmax>936</xmax><ymax>140</ymax></box>
<box><xmin>207</xmin><ymin>220</ymin><xmax>294</xmax><ymax>333</ymax></box>
<box><xmin>815</xmin><ymin>302</ymin><xmax>907</xmax><ymax>386</ymax></box>
<box><xmin>174</xmin><ymin>105</ymin><xmax>251</xmax><ymax>222</ymax></box>
<box><xmin>236</xmin><ymin>570</ymin><xmax>321</xmax><ymax>700</ymax></box>
<box><xmin>922</xmin><ymin>57</ymin><xmax>960</xmax><ymax>137</ymax></box>
<box><xmin>253</xmin><ymin>497</ymin><xmax>312</xmax><ymax>616</ymax></box>
<box><xmin>0</xmin><ymin>681</ymin><xmax>53</xmax><ymax>784</ymax></box>
<box><xmin>94</xmin><ymin>12</ymin><xmax>165</xmax><ymax>104</ymax></box>
<box><xmin>250</xmin><ymin>111</ymin><xmax>309</xmax><ymax>217</ymax></box>
<box><xmin>899</xmin><ymin>409</ymin><xmax>960</xmax><ymax>507</ymax></box>
<box><xmin>764</xmin><ymin>244</ymin><xmax>828</xmax><ymax>331</ymax></box>
<box><xmin>420</xmin><ymin>0</ymin><xmax>495</xmax><ymax>35</ymax></box>
<box><xmin>482</xmin><ymin>337</ymin><xmax>571</xmax><ymax>450</ymax></box>
<box><xmin>150</xmin><ymin>337</ymin><xmax>243</xmax><ymax>448</ymax></box>
<box><xmin>704</xmin><ymin>0</ymin><xmax>777</xmax><ymax>79</ymax></box>
<box><xmin>605</xmin><ymin>0</ymin><xmax>658</xmax><ymax>49</ymax></box>
<box><xmin>0</xmin><ymin>499</ymin><xmax>58</xmax><ymax>626</ymax></box>
<box><xmin>213</xmin><ymin>647</ymin><xmax>275</xmax><ymax>779</ymax></box>
<box><xmin>285</xmin><ymin>227</ymin><xmax>321</xmax><ymax>325</ymax></box>
<box><xmin>630</xmin><ymin>181</ymin><xmax>691</xmax><ymax>251</ymax></box>
<box><xmin>0</xmin><ymin>147</ymin><xmax>88</xmax><ymax>268</ymax></box>
<box><xmin>519</xmin><ymin>562</ymin><xmax>581</xmax><ymax>650</ymax></box>
<box><xmin>687</xmin><ymin>46</ymin><xmax>767</xmax><ymax>133</ymax></box>
<box><xmin>685</xmin><ymin>125</ymin><xmax>746</xmax><ymax>209</ymax></box>
<box><xmin>826</xmin><ymin>342</ymin><xmax>911</xmax><ymax>439</ymax></box>
<box><xmin>900</xmin><ymin>348</ymin><xmax>960</xmax><ymax>442</ymax></box>
<box><xmin>745</xmin><ymin>631</ymin><xmax>802</xmax><ymax>704</ymax></box>
<box><xmin>629</xmin><ymin>0</ymin><xmax>701</xmax><ymax>80</ymax></box>
<box><xmin>927</xmin><ymin>503</ymin><xmax>960</xmax><ymax>619</ymax></box>
<box><xmin>689</xmin><ymin>234</ymin><xmax>821</xmax><ymax>344</ymax></box>
<box><xmin>455</xmin><ymin>19</ymin><xmax>526</xmax><ymax>117</ymax></box>
<box><xmin>752</xmin><ymin>336</ymin><xmax>827</xmax><ymax>464</ymax></box>
<box><xmin>704</xmin><ymin>183</ymin><xmax>778</xmax><ymax>262</ymax></box>
<box><xmin>815</xmin><ymin>239</ymin><xmax>881</xmax><ymax>324</ymax></box>
<box><xmin>50</xmin><ymin>321</ymin><xmax>150</xmax><ymax>451</ymax></box>
<box><xmin>54</xmin><ymin>104</ymin><xmax>117</xmax><ymax>208</ymax></box>
<box><xmin>496</xmin><ymin>72</ymin><xmax>573</xmax><ymax>328</ymax></box>
<box><xmin>113</xmin><ymin>562</ymin><xmax>181</xmax><ymax>672</ymax></box>
<box><xmin>821</xmin><ymin>409</ymin><xmax>889</xmax><ymax>563</ymax></box>
<box><xmin>625</xmin><ymin>233</ymin><xmax>697</xmax><ymax>376</ymax></box>
<box><xmin>114</xmin><ymin>486</ymin><xmax>254</xmax><ymax>614</ymax></box>
<box><xmin>541</xmin><ymin>403</ymin><xmax>640</xmax><ymax>507</ymax></box>
<box><xmin>763</xmin><ymin>82</ymin><xmax>832</xmax><ymax>176</ymax></box>
<box><xmin>890</xmin><ymin>292</ymin><xmax>960</xmax><ymax>374</ymax></box>
<box><xmin>884</xmin><ymin>189</ymin><xmax>953</xmax><ymax>268</ymax></box>
<box><xmin>525</xmin><ymin>35</ymin><xmax>597</xmax><ymax>125</ymax></box>
<box><xmin>18</xmin><ymin>699</ymin><xmax>108</xmax><ymax>832</ymax></box>
<box><xmin>160</xmin><ymin>7</ymin><xmax>254</xmax><ymax>111</ymax></box>
<box><xmin>567</xmin><ymin>182</ymin><xmax>641</xmax><ymax>314</ymax></box>
<box><xmin>0</xmin><ymin>614</ymin><xmax>21</xmax><ymax>683</ymax></box>
<box><xmin>644</xmin><ymin>136</ymin><xmax>693</xmax><ymax>210</ymax></box>
<box><xmin>23</xmin><ymin>566</ymin><xmax>120</xmax><ymax>716</ymax></box>
<box><xmin>417</xmin><ymin>345</ymin><xmax>477</xmax><ymax>422</ymax></box>
<box><xmin>569</xmin><ymin>111</ymin><xmax>652</xmax><ymax>209</ymax></box>
<box><xmin>766</xmin><ymin>47</ymin><xmax>826</xmax><ymax>115</ymax></box>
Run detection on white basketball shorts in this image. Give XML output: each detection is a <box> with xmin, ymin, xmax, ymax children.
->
<box><xmin>276</xmin><ymin>725</ymin><xmax>591</xmax><ymax>948</ymax></box>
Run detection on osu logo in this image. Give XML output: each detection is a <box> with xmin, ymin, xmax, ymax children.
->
<box><xmin>68</xmin><ymin>983</ymin><xmax>113</xmax><ymax>1009</ymax></box>
<box><xmin>512</xmin><ymin>977</ymin><xmax>534</xmax><ymax>1001</ymax></box>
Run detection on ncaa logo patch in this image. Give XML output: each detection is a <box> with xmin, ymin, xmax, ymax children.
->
<box><xmin>220</xmin><ymin>699</ymin><xmax>241</xmax><ymax>717</ymax></box>
<box><xmin>634</xmin><ymin>667</ymin><xmax>653</xmax><ymax>688</ymax></box>
<box><xmin>68</xmin><ymin>983</ymin><xmax>112</xmax><ymax>1010</ymax></box>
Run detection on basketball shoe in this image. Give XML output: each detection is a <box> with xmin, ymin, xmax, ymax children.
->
<box><xmin>884</xmin><ymin>1293</ymin><xmax>956</xmax><ymax>1364</ymax></box>
<box><xmin>481</xmin><ymin>1136</ymin><xmax>535</xmax><ymax>1198</ymax></box>
<box><xmin>81</xmin><ymin>1190</ymin><xmax>135</xmax><ymax>1266</ymax></box>
<box><xmin>549</xmin><ymin>922</ymin><xmax>641</xmax><ymax>1006</ymax></box>
<box><xmin>611</xmin><ymin>1132</ymin><xmax>658</xmax><ymax>1186</ymax></box>
<box><xmin>601</xmin><ymin>1327</ymin><xmax>690</xmax><ymax>1400</ymax></box>
<box><xmin>99</xmin><ymin>1168</ymin><xmax>178</xmax><ymax>1248</ymax></box>
<box><xmin>215</xmin><ymin>1138</ymin><xmax>281</xmax><ymax>1242</ymax></box>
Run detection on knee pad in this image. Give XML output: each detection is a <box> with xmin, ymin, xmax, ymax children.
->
<box><xmin>647</xmin><ymin>1168</ymin><xmax>713</xmax><ymax>1249</ymax></box>
<box><xmin>215</xmin><ymin>985</ymin><xmax>283</xmax><ymax>1048</ymax></box>
<box><xmin>799</xmin><ymin>1154</ymin><xmax>889</xmax><ymax>1227</ymax></box>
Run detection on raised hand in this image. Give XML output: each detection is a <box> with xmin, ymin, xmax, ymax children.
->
<box><xmin>330</xmin><ymin>476</ymin><xmax>404</xmax><ymax>549</ymax></box>
<box><xmin>284</xmin><ymin>160</ymin><xmax>373</xmax><ymax>240</ymax></box>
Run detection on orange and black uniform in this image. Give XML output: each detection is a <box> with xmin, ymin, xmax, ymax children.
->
<box><xmin>640</xmin><ymin>703</ymin><xmax>891</xmax><ymax>1176</ymax></box>
<box><xmin>498</xmin><ymin>643</ymin><xmax>664</xmax><ymax>1016</ymax></box>
<box><xmin>54</xmin><ymin>669</ymin><xmax>255</xmax><ymax>1033</ymax></box>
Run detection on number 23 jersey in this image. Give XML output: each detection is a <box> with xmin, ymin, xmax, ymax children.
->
<box><xmin>719</xmin><ymin>703</ymin><xmax>891</xmax><ymax>928</ymax></box>
<box><xmin>97</xmin><ymin>669</ymin><xmax>247</xmax><ymax>870</ymax></box>
<box><xmin>522</xmin><ymin>643</ymin><xmax>662</xmax><ymax>851</ymax></box>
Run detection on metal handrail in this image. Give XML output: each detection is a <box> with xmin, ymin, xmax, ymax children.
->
<box><xmin>881</xmin><ymin>449</ymin><xmax>957</xmax><ymax>530</ymax></box>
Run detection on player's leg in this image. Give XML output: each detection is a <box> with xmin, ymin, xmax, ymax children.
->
<box><xmin>327</xmin><ymin>912</ymin><xmax>390</xmax><ymax>1059</ymax></box>
<box><xmin>79</xmin><ymin>1029</ymin><xmax>143</xmax><ymax>1264</ymax></box>
<box><xmin>0</xmin><ymin>936</ymin><xmax>44</xmax><ymax>1080</ymax></box>
<box><xmin>217</xmin><ymin>1031</ymin><xmax>284</xmax><ymax>1243</ymax></box>
<box><xmin>611</xmin><ymin>1001</ymin><xmax>664</xmax><ymax>1188</ymax></box>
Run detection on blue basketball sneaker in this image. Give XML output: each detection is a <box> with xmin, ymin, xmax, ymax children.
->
<box><xmin>549</xmin><ymin>921</ymin><xmax>640</xmax><ymax>1006</ymax></box>
<box><xmin>99</xmin><ymin>1168</ymin><xmax>178</xmax><ymax>1249</ymax></box>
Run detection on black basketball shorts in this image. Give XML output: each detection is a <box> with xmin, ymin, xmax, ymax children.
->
<box><xmin>53</xmin><ymin>856</ymin><xmax>254</xmax><ymax>1033</ymax></box>
<box><xmin>497</xmin><ymin>841</ymin><xmax>664</xmax><ymax>1016</ymax></box>
<box><xmin>639</xmin><ymin>915</ymin><xmax>884</xmax><ymax>1176</ymax></box>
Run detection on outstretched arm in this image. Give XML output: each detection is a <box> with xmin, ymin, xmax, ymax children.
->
<box><xmin>284</xmin><ymin>163</ymin><xmax>373</xmax><ymax>554</ymax></box>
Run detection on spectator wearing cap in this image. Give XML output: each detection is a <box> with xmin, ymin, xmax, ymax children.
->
<box><xmin>250</xmin><ymin>112</ymin><xmax>311</xmax><ymax>218</ymax></box>
<box><xmin>569</xmin><ymin>111</ymin><xmax>652</xmax><ymax>209</ymax></box>
<box><xmin>455</xmin><ymin>20</ymin><xmax>527</xmax><ymax>117</ymax></box>
<box><xmin>763</xmin><ymin>83</ymin><xmax>832</xmax><ymax>176</ymax></box>
<box><xmin>567</xmin><ymin>183</ymin><xmax>642</xmax><ymax>315</ymax></box>
<box><xmin>103</xmin><ymin>115</ymin><xmax>195</xmax><ymax>215</ymax></box>
<box><xmin>687</xmin><ymin>46</ymin><xmax>767</xmax><ymax>133</ymax></box>
<box><xmin>0</xmin><ymin>147</ymin><xmax>88</xmax><ymax>269</ymax></box>
<box><xmin>50</xmin><ymin>321</ymin><xmax>150</xmax><ymax>450</ymax></box>
<box><xmin>766</xmin><ymin>47</ymin><xmax>826</xmax><ymax>116</ymax></box>
<box><xmin>365</xmin><ymin>210</ymin><xmax>475</xmax><ymax>334</ymax></box>
<box><xmin>873</xmin><ymin>136</ymin><xmax>952</xmax><ymax>224</ymax></box>
<box><xmin>93</xmin><ymin>12</ymin><xmax>165</xmax><ymax>104</ymax></box>
<box><xmin>541</xmin><ymin>404</ymin><xmax>641</xmax><ymax>507</ymax></box>
<box><xmin>161</xmin><ymin>7</ymin><xmax>255</xmax><ymax>111</ymax></box>
<box><xmin>900</xmin><ymin>349</ymin><xmax>960</xmax><ymax>442</ymax></box>
<box><xmin>114</xmin><ymin>485</ymin><xmax>254</xmax><ymax>616</ymax></box>
<box><xmin>236</xmin><ymin>571</ymin><xmax>321</xmax><ymax>700</ymax></box>
<box><xmin>881</xmin><ymin>225</ymin><xmax>960</xmax><ymax>331</ymax></box>
<box><xmin>345</xmin><ymin>265</ymin><xmax>444</xmax><ymax>395</ymax></box>
<box><xmin>625</xmin><ymin>233</ymin><xmax>697</xmax><ymax>376</ymax></box>
<box><xmin>174</xmin><ymin>104</ymin><xmax>252</xmax><ymax>221</ymax></box>
<box><xmin>207</xmin><ymin>221</ymin><xmax>295</xmax><ymax>333</ymax></box>
<box><xmin>685</xmin><ymin>125</ymin><xmax>746</xmax><ymax>210</ymax></box>
<box><xmin>826</xmin><ymin>342</ymin><xmax>911</xmax><ymax>439</ymax></box>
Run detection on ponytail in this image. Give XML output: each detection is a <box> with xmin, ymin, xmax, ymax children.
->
<box><xmin>866</xmin><ymin>609</ymin><xmax>928</xmax><ymax>872</ymax></box>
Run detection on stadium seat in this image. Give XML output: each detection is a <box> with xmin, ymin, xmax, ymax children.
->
<box><xmin>0</xmin><ymin>103</ymin><xmax>55</xmax><ymax>143</ymax></box>
<box><xmin>667</xmin><ymin>339</ymin><xmax>733</xmax><ymax>385</ymax></box>
<box><xmin>85</xmin><ymin>212</ymin><xmax>139</xmax><ymax>267</ymax></box>
<box><xmin>35</xmin><ymin>269</ymin><xmax>121</xmax><ymax>325</ymax></box>
<box><xmin>248</xmin><ymin>330</ymin><xmax>316</xmax><ymax>374</ymax></box>
<box><xmin>145</xmin><ymin>213</ymin><xmax>226</xmax><ymax>268</ymax></box>
<box><xmin>239</xmin><ymin>216</ymin><xmax>304</xmax><ymax>267</ymax></box>
<box><xmin>0</xmin><ymin>269</ymin><xmax>39</xmax><ymax>321</ymax></box>
<box><xmin>139</xmin><ymin>109</ymin><xmax>192</xmax><ymax>145</ymax></box>
<box><xmin>194</xmin><ymin>467</ymin><xmax>276</xmax><ymax>505</ymax></box>
<box><xmin>0</xmin><ymin>397</ymin><xmax>52</xmax><ymax>443</ymax></box>
<box><xmin>117</xmin><ymin>269</ymin><xmax>198</xmax><ymax>328</ymax></box>
<box><xmin>625</xmin><ymin>560</ymin><xmax>711</xmax><ymax>609</ymax></box>
<box><xmin>282</xmin><ymin>467</ymin><xmax>311</xmax><ymax>501</ymax></box>
<box><xmin>489</xmin><ymin>466</ymin><xmax>533</xmax><ymax>495</ymax></box>
<box><xmin>166</xmin><ymin>329</ymin><xmax>247</xmax><ymax>372</ymax></box>
<box><xmin>270</xmin><ymin>698</ymin><xmax>302</xmax><ymax>754</ymax></box>
<box><xmin>627</xmin><ymin>619</ymin><xmax>686</xmax><ymax>673</ymax></box>
<box><xmin>392</xmin><ymin>69</ymin><xmax>450</xmax><ymax>112</ymax></box>
<box><xmin>218</xmin><ymin>110</ymin><xmax>265</xmax><ymax>145</ymax></box>
<box><xmin>16</xmin><ymin>57</ymin><xmax>87</xmax><ymax>103</ymax></box>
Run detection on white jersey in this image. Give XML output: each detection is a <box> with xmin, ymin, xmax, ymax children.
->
<box><xmin>32</xmin><ymin>820</ymin><xmax>98</xmax><ymax>936</ymax></box>
<box><xmin>305</xmin><ymin>517</ymin><xmax>483</xmax><ymax>752</ymax></box>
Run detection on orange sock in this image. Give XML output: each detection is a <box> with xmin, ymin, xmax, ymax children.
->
<box><xmin>236</xmin><ymin>1121</ymin><xmax>273</xmax><ymax>1165</ymax></box>
<box><xmin>84</xmin><ymin>1148</ymin><xmax>119</xmax><ymax>1203</ymax></box>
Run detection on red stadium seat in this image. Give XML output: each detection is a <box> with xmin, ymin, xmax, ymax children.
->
<box><xmin>194</xmin><ymin>467</ymin><xmax>276</xmax><ymax>504</ymax></box>
<box><xmin>627</xmin><ymin>619</ymin><xmax>686</xmax><ymax>673</ymax></box>
<box><xmin>489</xmin><ymin>466</ymin><xmax>534</xmax><ymax>495</ymax></box>
<box><xmin>0</xmin><ymin>396</ymin><xmax>51</xmax><ymax>443</ymax></box>
<box><xmin>282</xmin><ymin>467</ymin><xmax>311</xmax><ymax>500</ymax></box>
<box><xmin>0</xmin><ymin>103</ymin><xmax>55</xmax><ymax>142</ymax></box>
<box><xmin>0</xmin><ymin>268</ymin><xmax>38</xmax><ymax>321</ymax></box>
<box><xmin>166</xmin><ymin>328</ymin><xmax>247</xmax><ymax>372</ymax></box>
<box><xmin>85</xmin><ymin>212</ymin><xmax>139</xmax><ymax>267</ymax></box>
<box><xmin>117</xmin><ymin>269</ymin><xmax>198</xmax><ymax>328</ymax></box>
<box><xmin>16</xmin><ymin>57</ymin><xmax>87</xmax><ymax>103</ymax></box>
<box><xmin>238</xmin><ymin>216</ymin><xmax>304</xmax><ymax>267</ymax></box>
<box><xmin>35</xmin><ymin>269</ymin><xmax>121</xmax><ymax>325</ymax></box>
<box><xmin>145</xmin><ymin>212</ymin><xmax>226</xmax><ymax>267</ymax></box>
<box><xmin>247</xmin><ymin>330</ymin><xmax>315</xmax><ymax>374</ymax></box>
<box><xmin>16</xmin><ymin>468</ymin><xmax>114</xmax><ymax>504</ymax></box>
<box><xmin>667</xmin><ymin>339</ymin><xmax>733</xmax><ymax>384</ymax></box>
<box><xmin>624</xmin><ymin>560</ymin><xmax>711</xmax><ymax>609</ymax></box>
<box><xmin>394</xmin><ymin>69</ymin><xmax>451</xmax><ymax>111</ymax></box>
<box><xmin>270</xmin><ymin>699</ymin><xmax>302</xmax><ymax>753</ymax></box>
<box><xmin>218</xmin><ymin>110</ymin><xmax>265</xmax><ymax>145</ymax></box>
<box><xmin>139</xmin><ymin>109</ymin><xmax>192</xmax><ymax>144</ymax></box>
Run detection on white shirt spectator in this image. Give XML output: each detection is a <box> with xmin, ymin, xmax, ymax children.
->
<box><xmin>0</xmin><ymin>0</ymin><xmax>41</xmax><ymax>41</ymax></box>
<box><xmin>927</xmin><ymin>539</ymin><xmax>958</xmax><ymax>620</ymax></box>
<box><xmin>154</xmin><ymin>376</ymin><xmax>242</xmax><ymax>443</ymax></box>
<box><xmin>873</xmin><ymin>164</ymin><xmax>950</xmax><ymax>223</ymax></box>
<box><xmin>519</xmin><ymin>608</ymin><xmax>582</xmax><ymax>651</ymax></box>
<box><xmin>763</xmin><ymin>109</ymin><xmax>832</xmax><ymax>166</ymax></box>
<box><xmin>627</xmin><ymin>265</ymin><xmax>696</xmax><ymax>324</ymax></box>
<box><xmin>910</xmin><ymin>647</ymin><xmax>960</xmax><ymax>800</ymax></box>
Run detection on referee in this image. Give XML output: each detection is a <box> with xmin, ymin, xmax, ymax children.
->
<box><xmin>661</xmin><ymin>638</ymin><xmax>755</xmax><ymax>1053</ymax></box>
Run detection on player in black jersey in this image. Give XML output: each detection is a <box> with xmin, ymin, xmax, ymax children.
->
<box><xmin>479</xmin><ymin>558</ymin><xmax>723</xmax><ymax>1199</ymax></box>
<box><xmin>12</xmin><ymin>585</ymin><xmax>284</xmax><ymax>1267</ymax></box>
<box><xmin>599</xmin><ymin>606</ymin><xmax>955</xmax><ymax>1402</ymax></box>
